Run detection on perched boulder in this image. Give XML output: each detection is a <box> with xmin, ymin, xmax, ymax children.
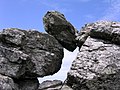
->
<box><xmin>67</xmin><ymin>21</ymin><xmax>120</xmax><ymax>90</ymax></box>
<box><xmin>39</xmin><ymin>80</ymin><xmax>73</xmax><ymax>90</ymax></box>
<box><xmin>43</xmin><ymin>11</ymin><xmax>77</xmax><ymax>51</ymax></box>
<box><xmin>0</xmin><ymin>28</ymin><xmax>64</xmax><ymax>78</ymax></box>
<box><xmin>0</xmin><ymin>74</ymin><xmax>18</xmax><ymax>90</ymax></box>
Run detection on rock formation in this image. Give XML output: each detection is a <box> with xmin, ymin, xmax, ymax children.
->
<box><xmin>1</xmin><ymin>10</ymin><xmax>120</xmax><ymax>90</ymax></box>
<box><xmin>43</xmin><ymin>11</ymin><xmax>77</xmax><ymax>51</ymax></box>
<box><xmin>39</xmin><ymin>80</ymin><xmax>72</xmax><ymax>90</ymax></box>
<box><xmin>67</xmin><ymin>21</ymin><xmax>120</xmax><ymax>90</ymax></box>
<box><xmin>0</xmin><ymin>74</ymin><xmax>18</xmax><ymax>90</ymax></box>
<box><xmin>0</xmin><ymin>28</ymin><xmax>64</xmax><ymax>90</ymax></box>
<box><xmin>42</xmin><ymin>11</ymin><xmax>120</xmax><ymax>90</ymax></box>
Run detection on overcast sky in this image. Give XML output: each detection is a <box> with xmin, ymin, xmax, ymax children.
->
<box><xmin>1</xmin><ymin>0</ymin><xmax>120</xmax><ymax>82</ymax></box>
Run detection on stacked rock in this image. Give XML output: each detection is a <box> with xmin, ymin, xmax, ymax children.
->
<box><xmin>1</xmin><ymin>10</ymin><xmax>120</xmax><ymax>90</ymax></box>
<box><xmin>43</xmin><ymin>12</ymin><xmax>120</xmax><ymax>89</ymax></box>
<box><xmin>0</xmin><ymin>10</ymin><xmax>77</xmax><ymax>90</ymax></box>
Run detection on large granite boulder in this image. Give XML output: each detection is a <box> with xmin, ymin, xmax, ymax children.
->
<box><xmin>0</xmin><ymin>28</ymin><xmax>64</xmax><ymax>78</ymax></box>
<box><xmin>67</xmin><ymin>21</ymin><xmax>120</xmax><ymax>90</ymax></box>
<box><xmin>43</xmin><ymin>11</ymin><xmax>77</xmax><ymax>51</ymax></box>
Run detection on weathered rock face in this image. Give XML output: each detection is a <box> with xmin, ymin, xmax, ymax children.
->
<box><xmin>43</xmin><ymin>11</ymin><xmax>77</xmax><ymax>51</ymax></box>
<box><xmin>75</xmin><ymin>23</ymin><xmax>92</xmax><ymax>48</ymax></box>
<box><xmin>39</xmin><ymin>80</ymin><xmax>62</xmax><ymax>90</ymax></box>
<box><xmin>0</xmin><ymin>28</ymin><xmax>64</xmax><ymax>90</ymax></box>
<box><xmin>67</xmin><ymin>21</ymin><xmax>120</xmax><ymax>90</ymax></box>
<box><xmin>39</xmin><ymin>80</ymin><xmax>73</xmax><ymax>90</ymax></box>
<box><xmin>0</xmin><ymin>74</ymin><xmax>18</xmax><ymax>90</ymax></box>
<box><xmin>90</xmin><ymin>21</ymin><xmax>120</xmax><ymax>45</ymax></box>
<box><xmin>0</xmin><ymin>73</ymin><xmax>39</xmax><ymax>90</ymax></box>
<box><xmin>0</xmin><ymin>28</ymin><xmax>63</xmax><ymax>78</ymax></box>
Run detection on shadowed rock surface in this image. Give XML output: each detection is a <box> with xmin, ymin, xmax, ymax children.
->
<box><xmin>67</xmin><ymin>21</ymin><xmax>120</xmax><ymax>90</ymax></box>
<box><xmin>0</xmin><ymin>73</ymin><xmax>39</xmax><ymax>90</ymax></box>
<box><xmin>43</xmin><ymin>11</ymin><xmax>77</xmax><ymax>51</ymax></box>
<box><xmin>0</xmin><ymin>28</ymin><xmax>63</xmax><ymax>78</ymax></box>
<box><xmin>15</xmin><ymin>78</ymin><xmax>39</xmax><ymax>90</ymax></box>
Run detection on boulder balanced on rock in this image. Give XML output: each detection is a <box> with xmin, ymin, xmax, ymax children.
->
<box><xmin>1</xmin><ymin>10</ymin><xmax>120</xmax><ymax>90</ymax></box>
<box><xmin>43</xmin><ymin>11</ymin><xmax>77</xmax><ymax>51</ymax></box>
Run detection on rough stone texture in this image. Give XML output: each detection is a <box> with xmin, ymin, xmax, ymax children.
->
<box><xmin>89</xmin><ymin>21</ymin><xmax>120</xmax><ymax>45</ymax></box>
<box><xmin>67</xmin><ymin>21</ymin><xmax>120</xmax><ymax>90</ymax></box>
<box><xmin>43</xmin><ymin>11</ymin><xmax>77</xmax><ymax>51</ymax></box>
<box><xmin>15</xmin><ymin>78</ymin><xmax>39</xmax><ymax>90</ymax></box>
<box><xmin>0</xmin><ymin>74</ymin><xmax>18</xmax><ymax>90</ymax></box>
<box><xmin>0</xmin><ymin>74</ymin><xmax>39</xmax><ymax>90</ymax></box>
<box><xmin>2</xmin><ymin>13</ymin><xmax>120</xmax><ymax>90</ymax></box>
<box><xmin>39</xmin><ymin>80</ymin><xmax>62</xmax><ymax>90</ymax></box>
<box><xmin>0</xmin><ymin>44</ymin><xmax>28</xmax><ymax>78</ymax></box>
<box><xmin>76</xmin><ymin>23</ymin><xmax>92</xmax><ymax>48</ymax></box>
<box><xmin>76</xmin><ymin>21</ymin><xmax>120</xmax><ymax>49</ymax></box>
<box><xmin>39</xmin><ymin>80</ymin><xmax>73</xmax><ymax>90</ymax></box>
<box><xmin>0</xmin><ymin>28</ymin><xmax>64</xmax><ymax>78</ymax></box>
